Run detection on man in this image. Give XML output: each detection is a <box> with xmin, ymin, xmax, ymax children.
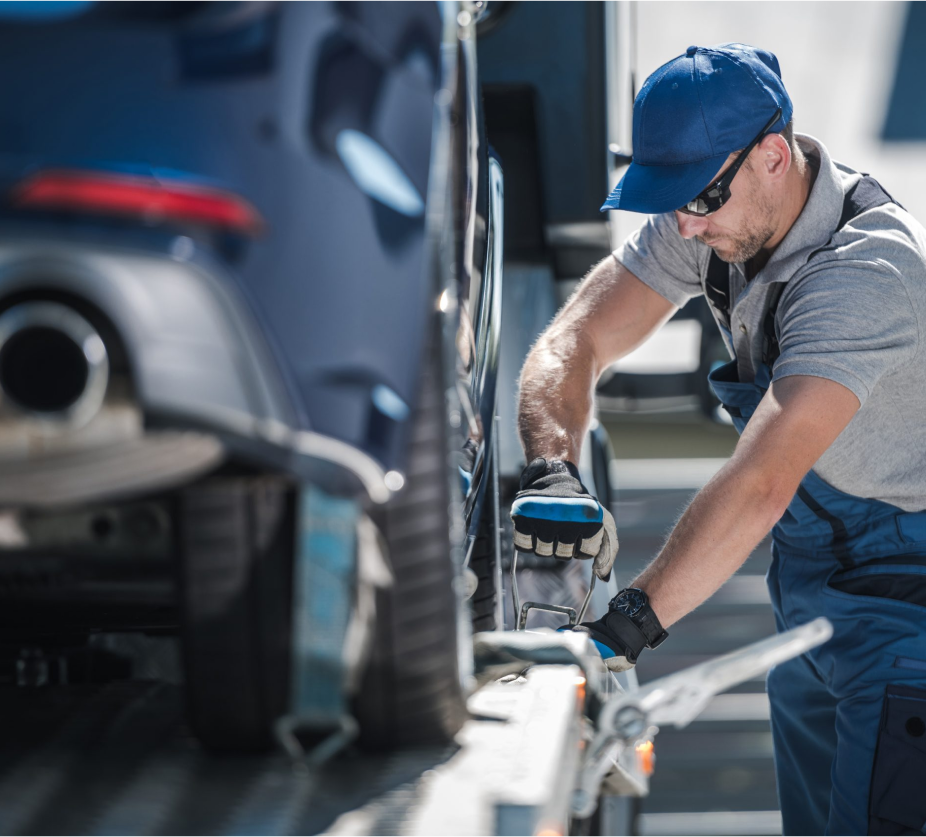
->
<box><xmin>511</xmin><ymin>43</ymin><xmax>926</xmax><ymax>835</ymax></box>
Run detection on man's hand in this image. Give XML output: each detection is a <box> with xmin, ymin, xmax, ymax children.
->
<box><xmin>510</xmin><ymin>457</ymin><xmax>618</xmax><ymax>580</ymax></box>
<box><xmin>570</xmin><ymin>615</ymin><xmax>639</xmax><ymax>672</ymax></box>
<box><xmin>569</xmin><ymin>587</ymin><xmax>668</xmax><ymax>671</ymax></box>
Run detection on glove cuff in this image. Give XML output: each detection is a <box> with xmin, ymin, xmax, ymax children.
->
<box><xmin>519</xmin><ymin>457</ymin><xmax>582</xmax><ymax>490</ymax></box>
<box><xmin>600</xmin><ymin>611</ymin><xmax>649</xmax><ymax>661</ymax></box>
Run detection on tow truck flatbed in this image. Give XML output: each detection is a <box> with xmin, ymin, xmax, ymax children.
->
<box><xmin>0</xmin><ymin>620</ymin><xmax>832</xmax><ymax>836</ymax></box>
<box><xmin>1</xmin><ymin>679</ymin><xmax>454</xmax><ymax>836</ymax></box>
<box><xmin>0</xmin><ymin>633</ymin><xmax>608</xmax><ymax>836</ymax></box>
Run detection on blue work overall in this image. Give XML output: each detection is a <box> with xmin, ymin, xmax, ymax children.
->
<box><xmin>705</xmin><ymin>177</ymin><xmax>926</xmax><ymax>835</ymax></box>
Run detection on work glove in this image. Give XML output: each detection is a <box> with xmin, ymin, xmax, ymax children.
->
<box><xmin>568</xmin><ymin>614</ymin><xmax>641</xmax><ymax>672</ymax></box>
<box><xmin>568</xmin><ymin>589</ymin><xmax>668</xmax><ymax>672</ymax></box>
<box><xmin>510</xmin><ymin>457</ymin><xmax>618</xmax><ymax>580</ymax></box>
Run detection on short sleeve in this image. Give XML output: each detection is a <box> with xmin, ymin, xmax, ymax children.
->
<box><xmin>613</xmin><ymin>212</ymin><xmax>705</xmax><ymax>308</ymax></box>
<box><xmin>773</xmin><ymin>263</ymin><xmax>919</xmax><ymax>405</ymax></box>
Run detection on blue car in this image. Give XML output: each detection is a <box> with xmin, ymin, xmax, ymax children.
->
<box><xmin>0</xmin><ymin>1</ymin><xmax>502</xmax><ymax>752</ymax></box>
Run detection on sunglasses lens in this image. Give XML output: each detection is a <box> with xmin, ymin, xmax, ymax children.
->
<box><xmin>680</xmin><ymin>197</ymin><xmax>711</xmax><ymax>216</ymax></box>
<box><xmin>679</xmin><ymin>187</ymin><xmax>728</xmax><ymax>216</ymax></box>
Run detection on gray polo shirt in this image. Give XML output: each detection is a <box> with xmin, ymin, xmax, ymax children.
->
<box><xmin>614</xmin><ymin>134</ymin><xmax>926</xmax><ymax>512</ymax></box>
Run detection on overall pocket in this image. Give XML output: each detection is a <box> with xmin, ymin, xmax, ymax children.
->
<box><xmin>896</xmin><ymin>512</ymin><xmax>926</xmax><ymax>545</ymax></box>
<box><xmin>868</xmin><ymin>684</ymin><xmax>926</xmax><ymax>835</ymax></box>
<box><xmin>825</xmin><ymin>564</ymin><xmax>926</xmax><ymax>611</ymax></box>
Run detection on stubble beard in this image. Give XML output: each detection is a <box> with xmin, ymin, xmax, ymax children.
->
<box><xmin>705</xmin><ymin>198</ymin><xmax>776</xmax><ymax>265</ymax></box>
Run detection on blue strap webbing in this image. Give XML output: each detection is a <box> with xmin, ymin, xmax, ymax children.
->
<box><xmin>289</xmin><ymin>485</ymin><xmax>359</xmax><ymax>723</ymax></box>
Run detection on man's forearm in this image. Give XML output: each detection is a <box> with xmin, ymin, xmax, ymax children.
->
<box><xmin>632</xmin><ymin>461</ymin><xmax>791</xmax><ymax>628</ymax></box>
<box><xmin>517</xmin><ymin>328</ymin><xmax>598</xmax><ymax>464</ymax></box>
<box><xmin>517</xmin><ymin>257</ymin><xmax>676</xmax><ymax>465</ymax></box>
<box><xmin>630</xmin><ymin>373</ymin><xmax>862</xmax><ymax>629</ymax></box>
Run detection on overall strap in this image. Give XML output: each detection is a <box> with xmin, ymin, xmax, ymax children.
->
<box><xmin>773</xmin><ymin>175</ymin><xmax>899</xmax><ymax>565</ymax></box>
<box><xmin>795</xmin><ymin>485</ymin><xmax>854</xmax><ymax>570</ymax></box>
<box><xmin>704</xmin><ymin>251</ymin><xmax>732</xmax><ymax>331</ymax></box>
<box><xmin>704</xmin><ymin>175</ymin><xmax>901</xmax><ymax>366</ymax></box>
<box><xmin>762</xmin><ymin>175</ymin><xmax>900</xmax><ymax>365</ymax></box>
<box><xmin>836</xmin><ymin>175</ymin><xmax>902</xmax><ymax>231</ymax></box>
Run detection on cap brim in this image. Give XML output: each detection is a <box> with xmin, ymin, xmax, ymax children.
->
<box><xmin>600</xmin><ymin>152</ymin><xmax>731</xmax><ymax>214</ymax></box>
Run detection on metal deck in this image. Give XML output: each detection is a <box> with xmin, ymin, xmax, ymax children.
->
<box><xmin>0</xmin><ymin>656</ymin><xmax>599</xmax><ymax>836</ymax></box>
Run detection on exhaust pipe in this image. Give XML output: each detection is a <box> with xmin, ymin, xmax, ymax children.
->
<box><xmin>0</xmin><ymin>302</ymin><xmax>109</xmax><ymax>426</ymax></box>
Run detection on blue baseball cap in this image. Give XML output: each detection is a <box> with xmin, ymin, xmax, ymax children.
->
<box><xmin>601</xmin><ymin>43</ymin><xmax>793</xmax><ymax>215</ymax></box>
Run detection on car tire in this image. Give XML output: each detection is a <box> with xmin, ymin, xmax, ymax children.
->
<box><xmin>354</xmin><ymin>318</ymin><xmax>468</xmax><ymax>750</ymax></box>
<box><xmin>468</xmin><ymin>453</ymin><xmax>500</xmax><ymax>634</ymax></box>
<box><xmin>177</xmin><ymin>475</ymin><xmax>297</xmax><ymax>753</ymax></box>
<box><xmin>179</xmin><ymin>318</ymin><xmax>470</xmax><ymax>754</ymax></box>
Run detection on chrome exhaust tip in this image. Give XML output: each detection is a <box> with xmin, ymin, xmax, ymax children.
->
<box><xmin>0</xmin><ymin>301</ymin><xmax>109</xmax><ymax>427</ymax></box>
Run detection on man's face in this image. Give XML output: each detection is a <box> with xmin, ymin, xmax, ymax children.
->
<box><xmin>674</xmin><ymin>149</ymin><xmax>777</xmax><ymax>265</ymax></box>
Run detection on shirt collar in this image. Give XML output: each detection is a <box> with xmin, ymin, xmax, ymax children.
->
<box><xmin>754</xmin><ymin>133</ymin><xmax>848</xmax><ymax>285</ymax></box>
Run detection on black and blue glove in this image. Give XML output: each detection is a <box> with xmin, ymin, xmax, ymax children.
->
<box><xmin>570</xmin><ymin>616</ymin><xmax>639</xmax><ymax>672</ymax></box>
<box><xmin>510</xmin><ymin>457</ymin><xmax>618</xmax><ymax>580</ymax></box>
<box><xmin>570</xmin><ymin>587</ymin><xmax>669</xmax><ymax>672</ymax></box>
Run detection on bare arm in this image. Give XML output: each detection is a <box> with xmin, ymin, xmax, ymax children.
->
<box><xmin>633</xmin><ymin>374</ymin><xmax>861</xmax><ymax>628</ymax></box>
<box><xmin>517</xmin><ymin>256</ymin><xmax>677</xmax><ymax>463</ymax></box>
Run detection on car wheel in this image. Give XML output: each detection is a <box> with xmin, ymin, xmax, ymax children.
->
<box><xmin>353</xmin><ymin>318</ymin><xmax>469</xmax><ymax>749</ymax></box>
<box><xmin>178</xmin><ymin>475</ymin><xmax>297</xmax><ymax>752</ymax></box>
<box><xmin>468</xmin><ymin>449</ymin><xmax>500</xmax><ymax>634</ymax></box>
<box><xmin>179</xmin><ymin>320</ymin><xmax>470</xmax><ymax>753</ymax></box>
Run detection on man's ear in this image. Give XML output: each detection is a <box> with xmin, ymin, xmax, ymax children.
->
<box><xmin>758</xmin><ymin>133</ymin><xmax>791</xmax><ymax>182</ymax></box>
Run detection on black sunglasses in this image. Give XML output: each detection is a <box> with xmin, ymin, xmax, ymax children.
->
<box><xmin>677</xmin><ymin>108</ymin><xmax>783</xmax><ymax>217</ymax></box>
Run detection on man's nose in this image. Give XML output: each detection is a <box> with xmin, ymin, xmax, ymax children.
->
<box><xmin>675</xmin><ymin>211</ymin><xmax>709</xmax><ymax>240</ymax></box>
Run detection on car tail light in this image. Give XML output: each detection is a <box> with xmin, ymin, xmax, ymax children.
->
<box><xmin>11</xmin><ymin>170</ymin><xmax>264</xmax><ymax>236</ymax></box>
